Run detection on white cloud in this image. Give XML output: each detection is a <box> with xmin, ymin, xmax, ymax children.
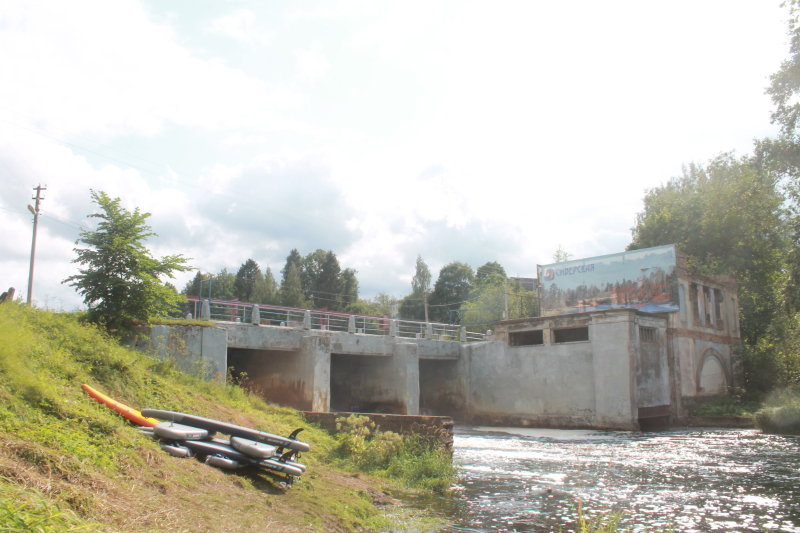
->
<box><xmin>0</xmin><ymin>0</ymin><xmax>296</xmax><ymax>138</ymax></box>
<box><xmin>206</xmin><ymin>9</ymin><xmax>269</xmax><ymax>46</ymax></box>
<box><xmin>0</xmin><ymin>0</ymin><xmax>793</xmax><ymax>308</ymax></box>
<box><xmin>296</xmin><ymin>45</ymin><xmax>331</xmax><ymax>80</ymax></box>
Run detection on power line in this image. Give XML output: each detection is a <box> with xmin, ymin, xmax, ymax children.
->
<box><xmin>0</xmin><ymin>206</ymin><xmax>84</xmax><ymax>232</ymax></box>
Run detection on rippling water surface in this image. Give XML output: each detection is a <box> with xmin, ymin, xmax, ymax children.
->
<box><xmin>403</xmin><ymin>427</ymin><xmax>800</xmax><ymax>532</ymax></box>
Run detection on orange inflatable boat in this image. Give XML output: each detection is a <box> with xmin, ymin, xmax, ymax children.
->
<box><xmin>81</xmin><ymin>384</ymin><xmax>159</xmax><ymax>427</ymax></box>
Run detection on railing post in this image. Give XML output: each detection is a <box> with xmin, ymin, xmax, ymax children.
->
<box><xmin>426</xmin><ymin>323</ymin><xmax>433</xmax><ymax>339</ymax></box>
<box><xmin>251</xmin><ymin>305</ymin><xmax>261</xmax><ymax>325</ymax></box>
<box><xmin>201</xmin><ymin>300</ymin><xmax>211</xmax><ymax>321</ymax></box>
<box><xmin>348</xmin><ymin>315</ymin><xmax>356</xmax><ymax>334</ymax></box>
<box><xmin>460</xmin><ymin>326</ymin><xmax>466</xmax><ymax>342</ymax></box>
<box><xmin>389</xmin><ymin>319</ymin><xmax>397</xmax><ymax>337</ymax></box>
<box><xmin>304</xmin><ymin>310</ymin><xmax>312</xmax><ymax>330</ymax></box>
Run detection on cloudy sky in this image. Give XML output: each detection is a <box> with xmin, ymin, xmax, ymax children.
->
<box><xmin>0</xmin><ymin>1</ymin><xmax>790</xmax><ymax>309</ymax></box>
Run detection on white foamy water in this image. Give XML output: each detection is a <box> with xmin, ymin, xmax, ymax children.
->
<box><xmin>404</xmin><ymin>426</ymin><xmax>800</xmax><ymax>532</ymax></box>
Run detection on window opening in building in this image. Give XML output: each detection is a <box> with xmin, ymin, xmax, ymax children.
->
<box><xmin>703</xmin><ymin>287</ymin><xmax>712</xmax><ymax>325</ymax></box>
<box><xmin>553</xmin><ymin>327</ymin><xmax>589</xmax><ymax>343</ymax></box>
<box><xmin>509</xmin><ymin>330</ymin><xmax>544</xmax><ymax>346</ymax></box>
<box><xmin>690</xmin><ymin>283</ymin><xmax>700</xmax><ymax>324</ymax></box>
<box><xmin>713</xmin><ymin>289</ymin><xmax>724</xmax><ymax>328</ymax></box>
<box><xmin>639</xmin><ymin>326</ymin><xmax>658</xmax><ymax>343</ymax></box>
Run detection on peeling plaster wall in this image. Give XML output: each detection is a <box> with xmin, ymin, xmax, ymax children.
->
<box><xmin>635</xmin><ymin>316</ymin><xmax>670</xmax><ymax>409</ymax></box>
<box><xmin>138</xmin><ymin>324</ymin><xmax>227</xmax><ymax>383</ymax></box>
<box><xmin>465</xmin><ymin>334</ymin><xmax>597</xmax><ymax>428</ymax></box>
<box><xmin>588</xmin><ymin>312</ymin><xmax>638</xmax><ymax>429</ymax></box>
<box><xmin>480</xmin><ymin>309</ymin><xmax>670</xmax><ymax>430</ymax></box>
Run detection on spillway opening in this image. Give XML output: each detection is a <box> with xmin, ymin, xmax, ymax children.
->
<box><xmin>419</xmin><ymin>359</ymin><xmax>464</xmax><ymax>419</ymax></box>
<box><xmin>227</xmin><ymin>347</ymin><xmax>312</xmax><ymax>411</ymax></box>
<box><xmin>330</xmin><ymin>353</ymin><xmax>407</xmax><ymax>414</ymax></box>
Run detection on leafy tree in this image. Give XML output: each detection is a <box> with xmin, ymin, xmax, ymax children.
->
<box><xmin>274</xmin><ymin>248</ymin><xmax>359</xmax><ymax>310</ymax></box>
<box><xmin>281</xmin><ymin>249</ymin><xmax>302</xmax><ymax>286</ymax></box>
<box><xmin>234</xmin><ymin>259</ymin><xmax>262</xmax><ymax>302</ymax></box>
<box><xmin>300</xmin><ymin>249</ymin><xmax>328</xmax><ymax>300</ymax></box>
<box><xmin>253</xmin><ymin>266</ymin><xmax>279</xmax><ymax>305</ymax></box>
<box><xmin>312</xmin><ymin>251</ymin><xmax>343</xmax><ymax>309</ymax></box>
<box><xmin>348</xmin><ymin>292</ymin><xmax>395</xmax><ymax>316</ymax></box>
<box><xmin>461</xmin><ymin>276</ymin><xmax>537</xmax><ymax>330</ymax></box>
<box><xmin>213</xmin><ymin>268</ymin><xmax>237</xmax><ymax>299</ymax></box>
<box><xmin>63</xmin><ymin>190</ymin><xmax>191</xmax><ymax>331</ymax></box>
<box><xmin>280</xmin><ymin>263</ymin><xmax>309</xmax><ymax>308</ymax></box>
<box><xmin>399</xmin><ymin>255</ymin><xmax>432</xmax><ymax>320</ymax></box>
<box><xmin>628</xmin><ymin>153</ymin><xmax>788</xmax><ymax>346</ymax></box>
<box><xmin>763</xmin><ymin>2</ymin><xmax>800</xmax><ymax>311</ymax></box>
<box><xmin>398</xmin><ymin>294</ymin><xmax>424</xmax><ymax>321</ymax></box>
<box><xmin>341</xmin><ymin>268</ymin><xmax>359</xmax><ymax>307</ymax></box>
<box><xmin>767</xmin><ymin>0</ymin><xmax>800</xmax><ymax>139</ymax></box>
<box><xmin>181</xmin><ymin>270</ymin><xmax>211</xmax><ymax>298</ymax></box>
<box><xmin>476</xmin><ymin>261</ymin><xmax>505</xmax><ymax>284</ymax></box>
<box><xmin>411</xmin><ymin>255</ymin><xmax>432</xmax><ymax>295</ymax></box>
<box><xmin>553</xmin><ymin>245</ymin><xmax>572</xmax><ymax>263</ymax></box>
<box><xmin>427</xmin><ymin>262</ymin><xmax>475</xmax><ymax>322</ymax></box>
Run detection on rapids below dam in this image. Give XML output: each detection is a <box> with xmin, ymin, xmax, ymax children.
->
<box><xmin>400</xmin><ymin>426</ymin><xmax>800</xmax><ymax>532</ymax></box>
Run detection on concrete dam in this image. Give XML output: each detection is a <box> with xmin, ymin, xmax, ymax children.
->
<box><xmin>145</xmin><ymin>246</ymin><xmax>740</xmax><ymax>430</ymax></box>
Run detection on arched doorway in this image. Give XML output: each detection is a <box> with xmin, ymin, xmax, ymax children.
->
<box><xmin>697</xmin><ymin>349</ymin><xmax>727</xmax><ymax>395</ymax></box>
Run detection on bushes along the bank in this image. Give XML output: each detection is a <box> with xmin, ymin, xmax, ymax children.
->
<box><xmin>755</xmin><ymin>392</ymin><xmax>800</xmax><ymax>435</ymax></box>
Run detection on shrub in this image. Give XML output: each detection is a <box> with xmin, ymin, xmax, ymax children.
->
<box><xmin>755</xmin><ymin>391</ymin><xmax>800</xmax><ymax>435</ymax></box>
<box><xmin>333</xmin><ymin>415</ymin><xmax>457</xmax><ymax>493</ymax></box>
<box><xmin>688</xmin><ymin>388</ymin><xmax>760</xmax><ymax>417</ymax></box>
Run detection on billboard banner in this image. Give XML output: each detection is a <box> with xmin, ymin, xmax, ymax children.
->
<box><xmin>536</xmin><ymin>244</ymin><xmax>678</xmax><ymax>316</ymax></box>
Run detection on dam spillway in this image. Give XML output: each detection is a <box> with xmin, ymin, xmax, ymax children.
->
<box><xmin>141</xmin><ymin>297</ymin><xmax>737</xmax><ymax>430</ymax></box>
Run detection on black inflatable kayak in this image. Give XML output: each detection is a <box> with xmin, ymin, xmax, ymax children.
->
<box><xmin>141</xmin><ymin>409</ymin><xmax>310</xmax><ymax>452</ymax></box>
<box><xmin>180</xmin><ymin>440</ymin><xmax>305</xmax><ymax>477</ymax></box>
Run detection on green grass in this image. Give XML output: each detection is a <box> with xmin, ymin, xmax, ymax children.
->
<box><xmin>0</xmin><ymin>482</ymin><xmax>100</xmax><ymax>532</ymax></box>
<box><xmin>0</xmin><ymin>302</ymin><xmax>447</xmax><ymax>531</ymax></box>
<box><xmin>688</xmin><ymin>394</ymin><xmax>760</xmax><ymax>418</ymax></box>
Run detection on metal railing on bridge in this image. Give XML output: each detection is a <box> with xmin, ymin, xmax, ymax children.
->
<box><xmin>184</xmin><ymin>297</ymin><xmax>488</xmax><ymax>342</ymax></box>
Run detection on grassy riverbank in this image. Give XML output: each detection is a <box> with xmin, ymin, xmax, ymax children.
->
<box><xmin>0</xmin><ymin>302</ymin><xmax>449</xmax><ymax>531</ymax></box>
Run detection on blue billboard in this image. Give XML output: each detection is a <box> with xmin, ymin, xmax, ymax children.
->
<box><xmin>536</xmin><ymin>245</ymin><xmax>678</xmax><ymax>316</ymax></box>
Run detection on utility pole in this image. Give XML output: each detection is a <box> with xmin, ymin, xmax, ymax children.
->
<box><xmin>504</xmin><ymin>278</ymin><xmax>509</xmax><ymax>319</ymax></box>
<box><xmin>424</xmin><ymin>292</ymin><xmax>429</xmax><ymax>323</ymax></box>
<box><xmin>27</xmin><ymin>184</ymin><xmax>46</xmax><ymax>305</ymax></box>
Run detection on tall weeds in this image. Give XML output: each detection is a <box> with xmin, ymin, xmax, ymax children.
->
<box><xmin>755</xmin><ymin>390</ymin><xmax>800</xmax><ymax>435</ymax></box>
<box><xmin>333</xmin><ymin>414</ymin><xmax>457</xmax><ymax>493</ymax></box>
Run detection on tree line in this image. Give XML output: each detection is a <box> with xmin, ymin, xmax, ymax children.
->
<box><xmin>177</xmin><ymin>249</ymin><xmax>539</xmax><ymax>325</ymax></box>
<box><xmin>180</xmin><ymin>249</ymin><xmax>359</xmax><ymax>312</ymax></box>
<box><xmin>397</xmin><ymin>257</ymin><xmax>538</xmax><ymax>325</ymax></box>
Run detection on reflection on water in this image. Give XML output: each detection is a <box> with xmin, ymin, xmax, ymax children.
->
<box><xmin>404</xmin><ymin>427</ymin><xmax>800</xmax><ymax>532</ymax></box>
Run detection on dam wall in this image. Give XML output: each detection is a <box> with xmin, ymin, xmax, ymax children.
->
<box><xmin>143</xmin><ymin>301</ymin><xmax>737</xmax><ymax>429</ymax></box>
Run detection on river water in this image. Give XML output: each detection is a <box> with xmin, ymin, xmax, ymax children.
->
<box><xmin>402</xmin><ymin>426</ymin><xmax>800</xmax><ymax>532</ymax></box>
